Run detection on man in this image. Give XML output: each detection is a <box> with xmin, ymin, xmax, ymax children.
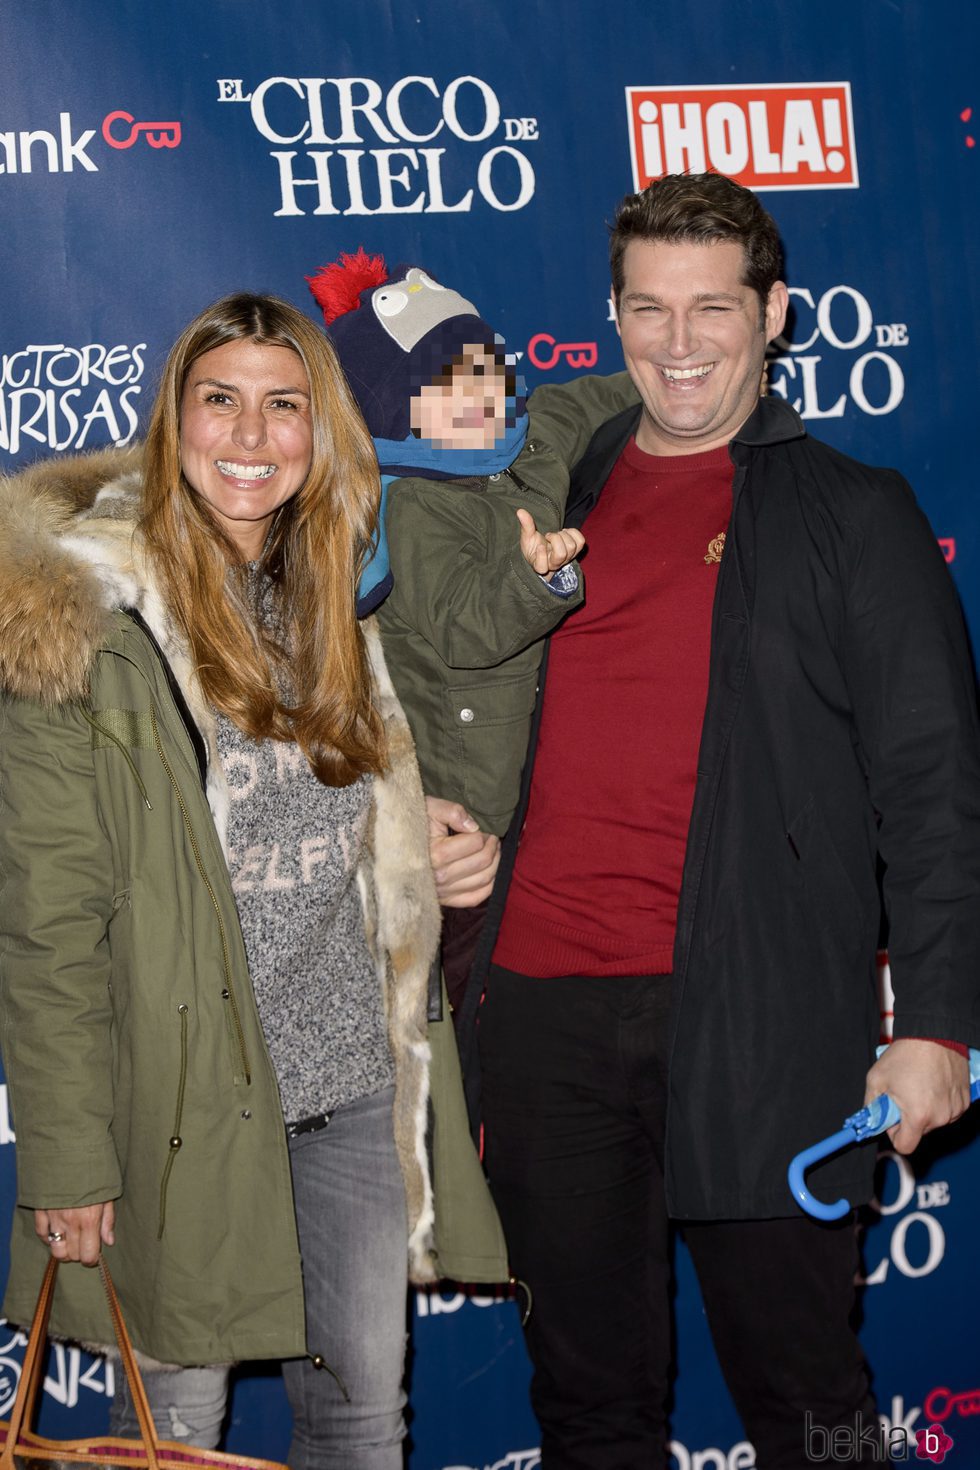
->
<box><xmin>444</xmin><ymin>173</ymin><xmax>980</xmax><ymax>1467</ymax></box>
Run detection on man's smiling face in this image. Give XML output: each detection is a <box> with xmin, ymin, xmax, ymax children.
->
<box><xmin>614</xmin><ymin>238</ymin><xmax>788</xmax><ymax>456</ymax></box>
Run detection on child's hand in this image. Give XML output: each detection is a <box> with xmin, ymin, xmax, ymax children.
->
<box><xmin>516</xmin><ymin>509</ymin><xmax>585</xmax><ymax>581</ymax></box>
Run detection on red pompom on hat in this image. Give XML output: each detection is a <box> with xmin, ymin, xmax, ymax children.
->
<box><xmin>306</xmin><ymin>248</ymin><xmax>388</xmax><ymax>325</ymax></box>
<box><xmin>307</xmin><ymin>250</ymin><xmax>504</xmax><ymax>443</ymax></box>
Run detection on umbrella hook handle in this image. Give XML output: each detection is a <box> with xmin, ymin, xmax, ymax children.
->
<box><xmin>788</xmin><ymin>1095</ymin><xmax>900</xmax><ymax>1221</ymax></box>
<box><xmin>788</xmin><ymin>1126</ymin><xmax>861</xmax><ymax>1221</ymax></box>
<box><xmin>788</xmin><ymin>1050</ymin><xmax>980</xmax><ymax>1222</ymax></box>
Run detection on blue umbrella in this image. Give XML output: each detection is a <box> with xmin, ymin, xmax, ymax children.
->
<box><xmin>788</xmin><ymin>1048</ymin><xmax>980</xmax><ymax>1220</ymax></box>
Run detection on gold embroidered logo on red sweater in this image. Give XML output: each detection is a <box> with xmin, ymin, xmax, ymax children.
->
<box><xmin>705</xmin><ymin>532</ymin><xmax>726</xmax><ymax>565</ymax></box>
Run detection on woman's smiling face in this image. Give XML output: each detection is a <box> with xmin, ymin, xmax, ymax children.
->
<box><xmin>179</xmin><ymin>338</ymin><xmax>314</xmax><ymax>559</ymax></box>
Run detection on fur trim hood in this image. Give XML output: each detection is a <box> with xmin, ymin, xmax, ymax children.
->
<box><xmin>0</xmin><ymin>446</ymin><xmax>441</xmax><ymax>1282</ymax></box>
<box><xmin>0</xmin><ymin>445</ymin><xmax>147</xmax><ymax>706</ymax></box>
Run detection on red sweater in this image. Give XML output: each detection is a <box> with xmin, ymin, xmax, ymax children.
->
<box><xmin>494</xmin><ymin>438</ymin><xmax>733</xmax><ymax>977</ymax></box>
<box><xmin>492</xmin><ymin>434</ymin><xmax>968</xmax><ymax>1059</ymax></box>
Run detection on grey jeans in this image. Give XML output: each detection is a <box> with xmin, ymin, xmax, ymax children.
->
<box><xmin>110</xmin><ymin>1085</ymin><xmax>409</xmax><ymax>1469</ymax></box>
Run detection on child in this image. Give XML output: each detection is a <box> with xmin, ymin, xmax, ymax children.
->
<box><xmin>308</xmin><ymin>250</ymin><xmax>637</xmax><ymax>1006</ymax></box>
<box><xmin>308</xmin><ymin>250</ymin><xmax>637</xmax><ymax>830</ymax></box>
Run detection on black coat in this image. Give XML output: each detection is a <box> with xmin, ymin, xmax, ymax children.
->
<box><xmin>462</xmin><ymin>394</ymin><xmax>980</xmax><ymax>1219</ymax></box>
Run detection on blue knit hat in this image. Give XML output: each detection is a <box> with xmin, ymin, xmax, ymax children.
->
<box><xmin>307</xmin><ymin>250</ymin><xmax>521</xmax><ymax>452</ymax></box>
<box><xmin>306</xmin><ymin>250</ymin><xmax>527</xmax><ymax>615</ymax></box>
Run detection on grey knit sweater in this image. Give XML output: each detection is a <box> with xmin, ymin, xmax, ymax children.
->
<box><xmin>214</xmin><ymin>576</ymin><xmax>394</xmax><ymax>1122</ymax></box>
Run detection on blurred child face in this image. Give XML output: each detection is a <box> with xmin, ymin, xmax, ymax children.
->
<box><xmin>410</xmin><ymin>343</ymin><xmax>509</xmax><ymax>451</ymax></box>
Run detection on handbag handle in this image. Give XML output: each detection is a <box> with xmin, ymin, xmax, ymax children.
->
<box><xmin>0</xmin><ymin>1256</ymin><xmax>162</xmax><ymax>1470</ymax></box>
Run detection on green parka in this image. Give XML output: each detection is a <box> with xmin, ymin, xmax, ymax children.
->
<box><xmin>0</xmin><ymin>450</ymin><xmax>506</xmax><ymax>1364</ymax></box>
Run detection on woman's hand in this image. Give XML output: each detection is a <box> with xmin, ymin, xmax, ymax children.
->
<box><xmin>35</xmin><ymin>1202</ymin><xmax>116</xmax><ymax>1267</ymax></box>
<box><xmin>426</xmin><ymin>797</ymin><xmax>500</xmax><ymax>907</ymax></box>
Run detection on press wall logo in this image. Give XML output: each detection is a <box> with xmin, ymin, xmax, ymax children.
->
<box><xmin>101</xmin><ymin>112</ymin><xmax>181</xmax><ymax>150</ymax></box>
<box><xmin>441</xmin><ymin>1453</ymin><xmax>540</xmax><ymax>1470</ymax></box>
<box><xmin>768</xmin><ymin>283</ymin><xmax>907</xmax><ymax>420</ymax></box>
<box><xmin>415</xmin><ymin>1286</ymin><xmax>512</xmax><ymax>1317</ymax></box>
<box><xmin>215</xmin><ymin>74</ymin><xmax>538</xmax><ymax>216</ymax></box>
<box><xmin>0</xmin><ymin>1322</ymin><xmax>115</xmax><ymax>1416</ymax></box>
<box><xmin>0</xmin><ymin>1085</ymin><xmax>15</xmax><ymax>1146</ymax></box>
<box><xmin>669</xmin><ymin>1437</ymin><xmax>755</xmax><ymax>1468</ymax></box>
<box><xmin>0</xmin><ymin>111</ymin><xmax>181</xmax><ymax>175</ymax></box>
<box><xmin>857</xmin><ymin>1146</ymin><xmax>951</xmax><ymax>1287</ymax></box>
<box><xmin>924</xmin><ymin>1385</ymin><xmax>980</xmax><ymax>1433</ymax></box>
<box><xmin>526</xmin><ymin>334</ymin><xmax>598</xmax><ymax>372</ymax></box>
<box><xmin>0</xmin><ymin>342</ymin><xmax>145</xmax><ymax>456</ymax></box>
<box><xmin>626</xmin><ymin>82</ymin><xmax>858</xmax><ymax>191</ymax></box>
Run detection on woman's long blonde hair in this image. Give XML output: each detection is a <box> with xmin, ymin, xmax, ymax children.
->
<box><xmin>142</xmin><ymin>292</ymin><xmax>387</xmax><ymax>785</ymax></box>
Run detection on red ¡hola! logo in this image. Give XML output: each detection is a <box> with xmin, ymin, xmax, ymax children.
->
<box><xmin>626</xmin><ymin>82</ymin><xmax>859</xmax><ymax>191</ymax></box>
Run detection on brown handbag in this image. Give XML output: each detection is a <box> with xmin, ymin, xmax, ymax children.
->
<box><xmin>0</xmin><ymin>1258</ymin><xmax>287</xmax><ymax>1470</ymax></box>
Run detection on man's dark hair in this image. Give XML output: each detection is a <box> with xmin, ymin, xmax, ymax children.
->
<box><xmin>610</xmin><ymin>172</ymin><xmax>783</xmax><ymax>306</ymax></box>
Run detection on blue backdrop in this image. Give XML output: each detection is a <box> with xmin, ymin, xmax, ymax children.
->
<box><xmin>1</xmin><ymin>3</ymin><xmax>978</xmax><ymax>1466</ymax></box>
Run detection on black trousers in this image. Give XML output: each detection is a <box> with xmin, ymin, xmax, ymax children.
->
<box><xmin>479</xmin><ymin>967</ymin><xmax>879</xmax><ymax>1470</ymax></box>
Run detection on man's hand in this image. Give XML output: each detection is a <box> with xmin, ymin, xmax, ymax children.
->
<box><xmin>426</xmin><ymin>796</ymin><xmax>500</xmax><ymax>908</ymax></box>
<box><xmin>863</xmin><ymin>1038</ymin><xmax>971</xmax><ymax>1154</ymax></box>
<box><xmin>35</xmin><ymin>1201</ymin><xmax>115</xmax><ymax>1267</ymax></box>
<box><xmin>516</xmin><ymin>508</ymin><xmax>585</xmax><ymax>582</ymax></box>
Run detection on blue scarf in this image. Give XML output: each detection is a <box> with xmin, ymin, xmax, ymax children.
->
<box><xmin>356</xmin><ymin>475</ymin><xmax>394</xmax><ymax>618</ymax></box>
<box><xmin>372</xmin><ymin>410</ymin><xmax>528</xmax><ymax>481</ymax></box>
<box><xmin>356</xmin><ymin>408</ymin><xmax>529</xmax><ymax>617</ymax></box>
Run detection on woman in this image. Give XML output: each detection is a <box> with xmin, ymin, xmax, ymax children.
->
<box><xmin>0</xmin><ymin>293</ymin><xmax>461</xmax><ymax>1468</ymax></box>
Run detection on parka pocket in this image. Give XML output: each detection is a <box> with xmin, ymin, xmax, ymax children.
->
<box><xmin>158</xmin><ymin>1001</ymin><xmax>189</xmax><ymax>1238</ymax></box>
<box><xmin>222</xmin><ymin>986</ymin><xmax>250</xmax><ymax>1086</ymax></box>
<box><xmin>106</xmin><ymin>889</ymin><xmax>132</xmax><ymax>1052</ymax></box>
<box><xmin>445</xmin><ymin>671</ymin><xmax>538</xmax><ymax>831</ymax></box>
<box><xmin>107</xmin><ymin>888</ymin><xmax>132</xmax><ymax>973</ymax></box>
